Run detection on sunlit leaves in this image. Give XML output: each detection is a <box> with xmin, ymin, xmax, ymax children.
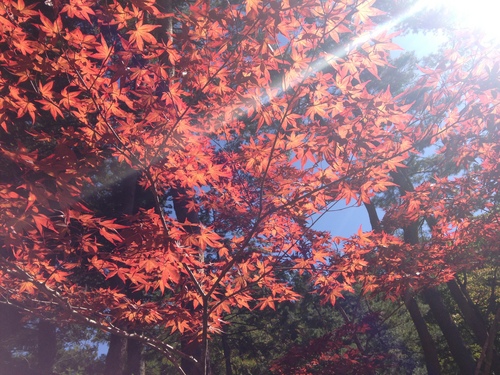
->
<box><xmin>127</xmin><ymin>21</ymin><xmax>160</xmax><ymax>51</ymax></box>
<box><xmin>245</xmin><ymin>0</ymin><xmax>261</xmax><ymax>14</ymax></box>
<box><xmin>38</xmin><ymin>81</ymin><xmax>54</xmax><ymax>99</ymax></box>
<box><xmin>354</xmin><ymin>0</ymin><xmax>385</xmax><ymax>25</ymax></box>
<box><xmin>19</xmin><ymin>281</ymin><xmax>36</xmax><ymax>295</ymax></box>
<box><xmin>92</xmin><ymin>35</ymin><xmax>113</xmax><ymax>61</ymax></box>
<box><xmin>37</xmin><ymin>12</ymin><xmax>63</xmax><ymax>38</ymax></box>
<box><xmin>61</xmin><ymin>0</ymin><xmax>96</xmax><ymax>23</ymax></box>
<box><xmin>36</xmin><ymin>99</ymin><xmax>63</xmax><ymax>120</ymax></box>
<box><xmin>0</xmin><ymin>0</ymin><xmax>498</xmax><ymax>369</ymax></box>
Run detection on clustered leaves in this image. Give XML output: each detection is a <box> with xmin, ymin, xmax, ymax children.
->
<box><xmin>270</xmin><ymin>318</ymin><xmax>386</xmax><ymax>375</ymax></box>
<box><xmin>0</xmin><ymin>0</ymin><xmax>498</xmax><ymax>371</ymax></box>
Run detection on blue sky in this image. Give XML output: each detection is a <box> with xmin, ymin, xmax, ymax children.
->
<box><xmin>312</xmin><ymin>202</ymin><xmax>380</xmax><ymax>237</ymax></box>
<box><xmin>394</xmin><ymin>31</ymin><xmax>448</xmax><ymax>58</ymax></box>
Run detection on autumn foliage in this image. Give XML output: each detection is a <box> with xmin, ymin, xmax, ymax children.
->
<box><xmin>270</xmin><ymin>316</ymin><xmax>387</xmax><ymax>375</ymax></box>
<box><xmin>0</xmin><ymin>0</ymin><xmax>499</xmax><ymax>373</ymax></box>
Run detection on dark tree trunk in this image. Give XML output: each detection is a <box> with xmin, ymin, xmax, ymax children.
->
<box><xmin>364</xmin><ymin>199</ymin><xmax>442</xmax><ymax>374</ymax></box>
<box><xmin>104</xmin><ymin>169</ymin><xmax>142</xmax><ymax>375</ymax></box>
<box><xmin>221</xmin><ymin>331</ymin><xmax>233</xmax><ymax>375</ymax></box>
<box><xmin>104</xmin><ymin>333</ymin><xmax>127</xmax><ymax>375</ymax></box>
<box><xmin>125</xmin><ymin>338</ymin><xmax>145</xmax><ymax>375</ymax></box>
<box><xmin>364</xmin><ymin>200</ymin><xmax>442</xmax><ymax>373</ymax></box>
<box><xmin>38</xmin><ymin>320</ymin><xmax>57</xmax><ymax>375</ymax></box>
<box><xmin>448</xmin><ymin>277</ymin><xmax>500</xmax><ymax>372</ymax></box>
<box><xmin>0</xmin><ymin>305</ymin><xmax>22</xmax><ymax>372</ymax></box>
<box><xmin>447</xmin><ymin>278</ymin><xmax>488</xmax><ymax>344</ymax></box>
<box><xmin>391</xmin><ymin>170</ymin><xmax>476</xmax><ymax>374</ymax></box>
<box><xmin>448</xmin><ymin>278</ymin><xmax>500</xmax><ymax>373</ymax></box>
<box><xmin>181</xmin><ymin>340</ymin><xmax>203</xmax><ymax>375</ymax></box>
<box><xmin>404</xmin><ymin>294</ymin><xmax>442</xmax><ymax>375</ymax></box>
<box><xmin>483</xmin><ymin>307</ymin><xmax>500</xmax><ymax>375</ymax></box>
<box><xmin>172</xmin><ymin>187</ymin><xmax>205</xmax><ymax>375</ymax></box>
<box><xmin>423</xmin><ymin>287</ymin><xmax>476</xmax><ymax>375</ymax></box>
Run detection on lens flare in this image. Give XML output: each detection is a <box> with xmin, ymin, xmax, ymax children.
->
<box><xmin>421</xmin><ymin>0</ymin><xmax>500</xmax><ymax>42</ymax></box>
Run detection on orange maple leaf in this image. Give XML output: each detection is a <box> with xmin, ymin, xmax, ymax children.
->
<box><xmin>92</xmin><ymin>35</ymin><xmax>113</xmax><ymax>61</ymax></box>
<box><xmin>12</xmin><ymin>0</ymin><xmax>38</xmax><ymax>18</ymax></box>
<box><xmin>38</xmin><ymin>12</ymin><xmax>63</xmax><ymax>38</ymax></box>
<box><xmin>12</xmin><ymin>34</ymin><xmax>36</xmax><ymax>55</ymax></box>
<box><xmin>245</xmin><ymin>0</ymin><xmax>261</xmax><ymax>14</ymax></box>
<box><xmin>62</xmin><ymin>0</ymin><xmax>96</xmax><ymax>23</ymax></box>
<box><xmin>19</xmin><ymin>281</ymin><xmax>37</xmax><ymax>295</ymax></box>
<box><xmin>354</xmin><ymin>0</ymin><xmax>385</xmax><ymax>24</ymax></box>
<box><xmin>59</xmin><ymin>87</ymin><xmax>81</xmax><ymax>110</ymax></box>
<box><xmin>36</xmin><ymin>99</ymin><xmax>63</xmax><ymax>120</ymax></box>
<box><xmin>99</xmin><ymin>227</ymin><xmax>122</xmax><ymax>244</ymax></box>
<box><xmin>127</xmin><ymin>21</ymin><xmax>160</xmax><ymax>51</ymax></box>
<box><xmin>38</xmin><ymin>81</ymin><xmax>54</xmax><ymax>99</ymax></box>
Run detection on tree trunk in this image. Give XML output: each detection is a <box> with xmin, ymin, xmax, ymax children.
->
<box><xmin>125</xmin><ymin>338</ymin><xmax>145</xmax><ymax>375</ymax></box>
<box><xmin>483</xmin><ymin>307</ymin><xmax>500</xmax><ymax>375</ymax></box>
<box><xmin>364</xmin><ymin>200</ymin><xmax>442</xmax><ymax>374</ymax></box>
<box><xmin>391</xmin><ymin>170</ymin><xmax>476</xmax><ymax>374</ymax></box>
<box><xmin>404</xmin><ymin>294</ymin><xmax>442</xmax><ymax>375</ymax></box>
<box><xmin>181</xmin><ymin>340</ymin><xmax>203</xmax><ymax>375</ymax></box>
<box><xmin>172</xmin><ymin>187</ymin><xmax>205</xmax><ymax>375</ymax></box>
<box><xmin>447</xmin><ymin>278</ymin><xmax>488</xmax><ymax>344</ymax></box>
<box><xmin>0</xmin><ymin>305</ymin><xmax>22</xmax><ymax>372</ymax></box>
<box><xmin>423</xmin><ymin>287</ymin><xmax>476</xmax><ymax>375</ymax></box>
<box><xmin>364</xmin><ymin>200</ymin><xmax>442</xmax><ymax>373</ymax></box>
<box><xmin>447</xmin><ymin>277</ymin><xmax>500</xmax><ymax>373</ymax></box>
<box><xmin>104</xmin><ymin>335</ymin><xmax>127</xmax><ymax>375</ymax></box>
<box><xmin>446</xmin><ymin>280</ymin><xmax>500</xmax><ymax>374</ymax></box>
<box><xmin>38</xmin><ymin>320</ymin><xmax>57</xmax><ymax>375</ymax></box>
<box><xmin>221</xmin><ymin>331</ymin><xmax>233</xmax><ymax>375</ymax></box>
<box><xmin>104</xmin><ymin>169</ymin><xmax>141</xmax><ymax>375</ymax></box>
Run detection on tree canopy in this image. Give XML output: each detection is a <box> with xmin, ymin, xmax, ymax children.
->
<box><xmin>0</xmin><ymin>0</ymin><xmax>498</xmax><ymax>373</ymax></box>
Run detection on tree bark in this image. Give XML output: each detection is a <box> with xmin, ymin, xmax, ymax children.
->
<box><xmin>483</xmin><ymin>307</ymin><xmax>500</xmax><ymax>375</ymax></box>
<box><xmin>404</xmin><ymin>294</ymin><xmax>442</xmax><ymax>375</ymax></box>
<box><xmin>221</xmin><ymin>331</ymin><xmax>233</xmax><ymax>375</ymax></box>
<box><xmin>180</xmin><ymin>340</ymin><xmax>203</xmax><ymax>375</ymax></box>
<box><xmin>447</xmin><ymin>279</ymin><xmax>489</xmax><ymax>343</ymax></box>
<box><xmin>125</xmin><ymin>338</ymin><xmax>145</xmax><ymax>375</ymax></box>
<box><xmin>364</xmin><ymin>199</ymin><xmax>442</xmax><ymax>374</ymax></box>
<box><xmin>423</xmin><ymin>287</ymin><xmax>476</xmax><ymax>375</ymax></box>
<box><xmin>104</xmin><ymin>333</ymin><xmax>127</xmax><ymax>375</ymax></box>
<box><xmin>104</xmin><ymin>168</ymin><xmax>142</xmax><ymax>375</ymax></box>
<box><xmin>448</xmin><ymin>278</ymin><xmax>500</xmax><ymax>373</ymax></box>
<box><xmin>172</xmin><ymin>186</ymin><xmax>205</xmax><ymax>375</ymax></box>
<box><xmin>390</xmin><ymin>169</ymin><xmax>477</xmax><ymax>374</ymax></box>
<box><xmin>38</xmin><ymin>320</ymin><xmax>57</xmax><ymax>375</ymax></box>
<box><xmin>0</xmin><ymin>305</ymin><xmax>22</xmax><ymax>372</ymax></box>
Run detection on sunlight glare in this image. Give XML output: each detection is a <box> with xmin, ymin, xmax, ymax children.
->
<box><xmin>421</xmin><ymin>0</ymin><xmax>500</xmax><ymax>40</ymax></box>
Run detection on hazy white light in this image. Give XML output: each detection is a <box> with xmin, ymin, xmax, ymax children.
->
<box><xmin>421</xmin><ymin>0</ymin><xmax>500</xmax><ymax>41</ymax></box>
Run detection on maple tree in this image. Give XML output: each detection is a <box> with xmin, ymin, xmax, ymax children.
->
<box><xmin>333</xmin><ymin>35</ymin><xmax>500</xmax><ymax>374</ymax></box>
<box><xmin>0</xmin><ymin>0</ymin><xmax>498</xmax><ymax>373</ymax></box>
